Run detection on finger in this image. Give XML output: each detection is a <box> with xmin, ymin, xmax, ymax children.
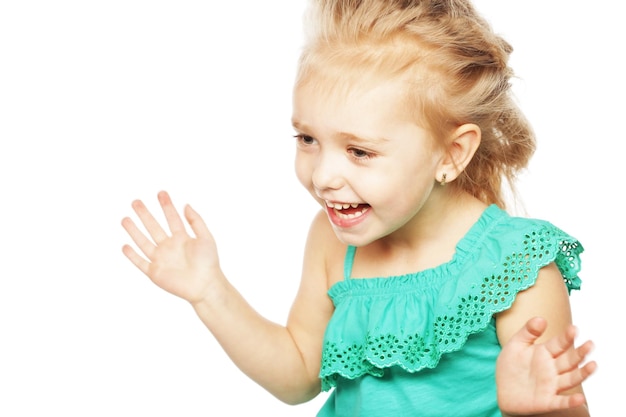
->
<box><xmin>575</xmin><ymin>340</ymin><xmax>595</xmax><ymax>364</ymax></box>
<box><xmin>184</xmin><ymin>204</ymin><xmax>211</xmax><ymax>238</ymax></box>
<box><xmin>511</xmin><ymin>316</ymin><xmax>548</xmax><ymax>346</ymax></box>
<box><xmin>554</xmin><ymin>338</ymin><xmax>594</xmax><ymax>374</ymax></box>
<box><xmin>579</xmin><ymin>358</ymin><xmax>598</xmax><ymax>381</ymax></box>
<box><xmin>552</xmin><ymin>391</ymin><xmax>587</xmax><ymax>411</ymax></box>
<box><xmin>553</xmin><ymin>344</ymin><xmax>596</xmax><ymax>398</ymax></box>
<box><xmin>545</xmin><ymin>325</ymin><xmax>577</xmax><ymax>358</ymax></box>
<box><xmin>131</xmin><ymin>199</ymin><xmax>169</xmax><ymax>243</ymax></box>
<box><xmin>555</xmin><ymin>359</ymin><xmax>597</xmax><ymax>399</ymax></box>
<box><xmin>122</xmin><ymin>244</ymin><xmax>150</xmax><ymax>275</ymax></box>
<box><xmin>122</xmin><ymin>216</ymin><xmax>157</xmax><ymax>259</ymax></box>
<box><xmin>158</xmin><ymin>191</ymin><xmax>187</xmax><ymax>235</ymax></box>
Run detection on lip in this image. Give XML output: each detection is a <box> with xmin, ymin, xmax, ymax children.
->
<box><xmin>326</xmin><ymin>204</ymin><xmax>370</xmax><ymax>228</ymax></box>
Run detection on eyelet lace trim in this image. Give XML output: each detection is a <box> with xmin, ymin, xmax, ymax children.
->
<box><xmin>319</xmin><ymin>226</ymin><xmax>583</xmax><ymax>391</ymax></box>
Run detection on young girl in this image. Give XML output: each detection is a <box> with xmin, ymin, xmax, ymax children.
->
<box><xmin>121</xmin><ymin>0</ymin><xmax>596</xmax><ymax>415</ymax></box>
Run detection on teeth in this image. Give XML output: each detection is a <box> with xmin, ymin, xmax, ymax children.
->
<box><xmin>325</xmin><ymin>200</ymin><xmax>369</xmax><ymax>219</ymax></box>
<box><xmin>326</xmin><ymin>201</ymin><xmax>361</xmax><ymax>210</ymax></box>
<box><xmin>338</xmin><ymin>210</ymin><xmax>365</xmax><ymax>219</ymax></box>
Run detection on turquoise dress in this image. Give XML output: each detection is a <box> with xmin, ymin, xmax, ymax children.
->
<box><xmin>317</xmin><ymin>205</ymin><xmax>583</xmax><ymax>417</ymax></box>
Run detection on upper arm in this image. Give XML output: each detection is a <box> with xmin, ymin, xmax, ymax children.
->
<box><xmin>286</xmin><ymin>210</ymin><xmax>343</xmax><ymax>387</ymax></box>
<box><xmin>496</xmin><ymin>262</ymin><xmax>588</xmax><ymax>400</ymax></box>
<box><xmin>496</xmin><ymin>262</ymin><xmax>573</xmax><ymax>346</ymax></box>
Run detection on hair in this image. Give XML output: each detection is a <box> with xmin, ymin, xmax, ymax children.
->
<box><xmin>295</xmin><ymin>0</ymin><xmax>536</xmax><ymax>209</ymax></box>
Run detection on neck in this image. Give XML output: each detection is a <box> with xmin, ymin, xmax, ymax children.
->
<box><xmin>361</xmin><ymin>190</ymin><xmax>487</xmax><ymax>275</ymax></box>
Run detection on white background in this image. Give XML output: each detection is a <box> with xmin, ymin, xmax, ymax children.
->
<box><xmin>1</xmin><ymin>1</ymin><xmax>622</xmax><ymax>415</ymax></box>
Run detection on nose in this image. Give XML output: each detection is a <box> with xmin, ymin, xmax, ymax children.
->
<box><xmin>312</xmin><ymin>151</ymin><xmax>345</xmax><ymax>193</ymax></box>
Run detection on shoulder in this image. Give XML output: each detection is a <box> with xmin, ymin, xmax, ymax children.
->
<box><xmin>286</xmin><ymin>210</ymin><xmax>344</xmax><ymax>385</ymax></box>
<box><xmin>466</xmin><ymin>205</ymin><xmax>583</xmax><ymax>293</ymax></box>
<box><xmin>434</xmin><ymin>205</ymin><xmax>585</xmax><ymax>343</ymax></box>
<box><xmin>302</xmin><ymin>209</ymin><xmax>347</xmax><ymax>290</ymax></box>
<box><xmin>482</xmin><ymin>208</ymin><xmax>584</xmax><ymax>344</ymax></box>
<box><xmin>496</xmin><ymin>262</ymin><xmax>574</xmax><ymax>345</ymax></box>
<box><xmin>487</xmin><ymin>206</ymin><xmax>575</xmax><ymax>243</ymax></box>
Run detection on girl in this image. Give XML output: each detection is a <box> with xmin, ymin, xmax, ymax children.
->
<box><xmin>121</xmin><ymin>0</ymin><xmax>596</xmax><ymax>415</ymax></box>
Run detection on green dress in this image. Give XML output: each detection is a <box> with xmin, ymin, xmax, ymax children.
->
<box><xmin>317</xmin><ymin>205</ymin><xmax>583</xmax><ymax>417</ymax></box>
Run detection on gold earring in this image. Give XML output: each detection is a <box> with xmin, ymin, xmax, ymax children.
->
<box><xmin>440</xmin><ymin>173</ymin><xmax>447</xmax><ymax>186</ymax></box>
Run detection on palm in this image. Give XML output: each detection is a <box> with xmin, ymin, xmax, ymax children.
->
<box><xmin>496</xmin><ymin>317</ymin><xmax>595</xmax><ymax>414</ymax></box>
<box><xmin>122</xmin><ymin>191</ymin><xmax>221</xmax><ymax>304</ymax></box>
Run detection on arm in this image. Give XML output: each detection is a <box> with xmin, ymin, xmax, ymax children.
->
<box><xmin>495</xmin><ymin>263</ymin><xmax>597</xmax><ymax>416</ymax></box>
<box><xmin>121</xmin><ymin>191</ymin><xmax>334</xmax><ymax>404</ymax></box>
<box><xmin>192</xmin><ymin>209</ymin><xmax>337</xmax><ymax>404</ymax></box>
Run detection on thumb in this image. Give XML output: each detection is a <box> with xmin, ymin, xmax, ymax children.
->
<box><xmin>511</xmin><ymin>316</ymin><xmax>548</xmax><ymax>346</ymax></box>
<box><xmin>184</xmin><ymin>204</ymin><xmax>212</xmax><ymax>239</ymax></box>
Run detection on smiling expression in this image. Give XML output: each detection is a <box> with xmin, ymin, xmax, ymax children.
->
<box><xmin>292</xmin><ymin>79</ymin><xmax>446</xmax><ymax>247</ymax></box>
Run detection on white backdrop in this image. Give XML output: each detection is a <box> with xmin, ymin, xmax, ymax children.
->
<box><xmin>1</xmin><ymin>1</ymin><xmax>622</xmax><ymax>415</ymax></box>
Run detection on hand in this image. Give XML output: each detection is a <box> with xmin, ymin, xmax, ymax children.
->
<box><xmin>121</xmin><ymin>191</ymin><xmax>222</xmax><ymax>304</ymax></box>
<box><xmin>496</xmin><ymin>317</ymin><xmax>596</xmax><ymax>415</ymax></box>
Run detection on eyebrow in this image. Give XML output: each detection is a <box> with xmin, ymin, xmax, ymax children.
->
<box><xmin>291</xmin><ymin>119</ymin><xmax>306</xmax><ymax>131</ymax></box>
<box><xmin>291</xmin><ymin>120</ymin><xmax>390</xmax><ymax>146</ymax></box>
<box><xmin>337</xmin><ymin>132</ymin><xmax>390</xmax><ymax>146</ymax></box>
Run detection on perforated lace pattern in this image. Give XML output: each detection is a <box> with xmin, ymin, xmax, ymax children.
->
<box><xmin>320</xmin><ymin>227</ymin><xmax>583</xmax><ymax>391</ymax></box>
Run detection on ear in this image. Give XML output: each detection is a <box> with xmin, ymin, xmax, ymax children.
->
<box><xmin>438</xmin><ymin>123</ymin><xmax>481</xmax><ymax>183</ymax></box>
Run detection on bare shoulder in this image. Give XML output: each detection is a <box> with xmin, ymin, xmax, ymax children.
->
<box><xmin>285</xmin><ymin>210</ymin><xmax>345</xmax><ymax>380</ymax></box>
<box><xmin>295</xmin><ymin>209</ymin><xmax>345</xmax><ymax>301</ymax></box>
<box><xmin>304</xmin><ymin>209</ymin><xmax>347</xmax><ymax>288</ymax></box>
<box><xmin>292</xmin><ymin>209</ymin><xmax>339</xmax><ymax>303</ymax></box>
<box><xmin>496</xmin><ymin>262</ymin><xmax>574</xmax><ymax>346</ymax></box>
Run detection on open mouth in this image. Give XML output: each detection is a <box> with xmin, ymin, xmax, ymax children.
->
<box><xmin>326</xmin><ymin>201</ymin><xmax>371</xmax><ymax>219</ymax></box>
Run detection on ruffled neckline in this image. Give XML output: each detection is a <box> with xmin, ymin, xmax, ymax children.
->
<box><xmin>328</xmin><ymin>204</ymin><xmax>503</xmax><ymax>298</ymax></box>
<box><xmin>319</xmin><ymin>205</ymin><xmax>583</xmax><ymax>391</ymax></box>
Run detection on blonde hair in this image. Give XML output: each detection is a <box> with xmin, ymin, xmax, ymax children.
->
<box><xmin>295</xmin><ymin>0</ymin><xmax>536</xmax><ymax>208</ymax></box>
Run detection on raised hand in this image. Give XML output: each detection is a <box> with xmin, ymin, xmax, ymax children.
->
<box><xmin>496</xmin><ymin>317</ymin><xmax>596</xmax><ymax>415</ymax></box>
<box><xmin>121</xmin><ymin>191</ymin><xmax>222</xmax><ymax>305</ymax></box>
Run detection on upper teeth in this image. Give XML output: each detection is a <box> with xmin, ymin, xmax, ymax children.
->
<box><xmin>326</xmin><ymin>202</ymin><xmax>360</xmax><ymax>209</ymax></box>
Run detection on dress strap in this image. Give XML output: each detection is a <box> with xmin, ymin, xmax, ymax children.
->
<box><xmin>344</xmin><ymin>245</ymin><xmax>357</xmax><ymax>281</ymax></box>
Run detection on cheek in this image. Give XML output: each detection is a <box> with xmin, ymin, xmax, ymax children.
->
<box><xmin>294</xmin><ymin>155</ymin><xmax>325</xmax><ymax>207</ymax></box>
<box><xmin>368</xmin><ymin>163</ymin><xmax>435</xmax><ymax>206</ymax></box>
<box><xmin>294</xmin><ymin>153</ymin><xmax>312</xmax><ymax>189</ymax></box>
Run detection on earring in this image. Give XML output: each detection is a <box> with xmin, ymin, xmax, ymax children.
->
<box><xmin>440</xmin><ymin>173</ymin><xmax>447</xmax><ymax>186</ymax></box>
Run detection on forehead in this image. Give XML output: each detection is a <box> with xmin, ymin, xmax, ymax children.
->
<box><xmin>293</xmin><ymin>76</ymin><xmax>407</xmax><ymax>124</ymax></box>
<box><xmin>292</xmin><ymin>65</ymin><xmax>436</xmax><ymax>144</ymax></box>
<box><xmin>296</xmin><ymin>47</ymin><xmax>407</xmax><ymax>100</ymax></box>
<box><xmin>292</xmin><ymin>76</ymin><xmax>436</xmax><ymax>150</ymax></box>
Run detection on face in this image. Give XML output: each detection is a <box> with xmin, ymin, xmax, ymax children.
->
<box><xmin>292</xmin><ymin>78</ymin><xmax>446</xmax><ymax>247</ymax></box>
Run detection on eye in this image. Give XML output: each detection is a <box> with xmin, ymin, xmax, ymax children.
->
<box><xmin>293</xmin><ymin>134</ymin><xmax>316</xmax><ymax>145</ymax></box>
<box><xmin>348</xmin><ymin>147</ymin><xmax>373</xmax><ymax>160</ymax></box>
